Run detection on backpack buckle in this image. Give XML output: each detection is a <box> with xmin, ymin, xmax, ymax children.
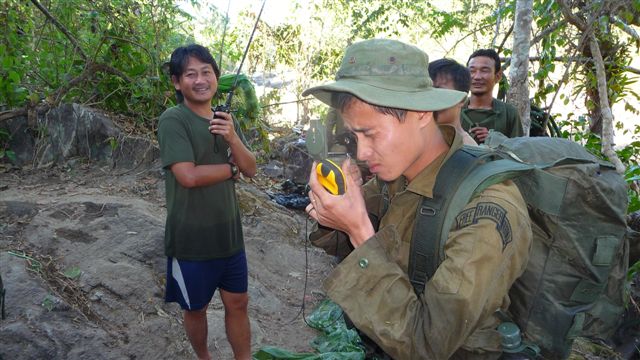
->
<box><xmin>419</xmin><ymin>206</ymin><xmax>436</xmax><ymax>216</ymax></box>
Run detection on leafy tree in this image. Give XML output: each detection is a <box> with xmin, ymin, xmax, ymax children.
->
<box><xmin>2</xmin><ymin>0</ymin><xmax>639</xmax><ymax>165</ymax></box>
<box><xmin>0</xmin><ymin>0</ymin><xmax>195</xmax><ymax>125</ymax></box>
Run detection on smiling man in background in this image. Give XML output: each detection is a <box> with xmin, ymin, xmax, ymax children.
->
<box><xmin>462</xmin><ymin>49</ymin><xmax>523</xmax><ymax>143</ymax></box>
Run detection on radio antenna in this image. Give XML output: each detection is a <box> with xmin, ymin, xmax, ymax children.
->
<box><xmin>223</xmin><ymin>0</ymin><xmax>266</xmax><ymax>109</ymax></box>
<box><xmin>213</xmin><ymin>0</ymin><xmax>266</xmax><ymax>152</ymax></box>
<box><xmin>217</xmin><ymin>0</ymin><xmax>231</xmax><ymax>69</ymax></box>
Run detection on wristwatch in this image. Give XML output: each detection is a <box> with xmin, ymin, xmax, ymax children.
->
<box><xmin>228</xmin><ymin>163</ymin><xmax>239</xmax><ymax>179</ymax></box>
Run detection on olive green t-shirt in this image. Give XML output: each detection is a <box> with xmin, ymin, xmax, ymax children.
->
<box><xmin>461</xmin><ymin>98</ymin><xmax>523</xmax><ymax>139</ymax></box>
<box><xmin>157</xmin><ymin>103</ymin><xmax>248</xmax><ymax>260</ymax></box>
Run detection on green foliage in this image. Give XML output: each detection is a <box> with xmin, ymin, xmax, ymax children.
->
<box><xmin>0</xmin><ymin>3</ymin><xmax>33</xmax><ymax>109</ymax></box>
<box><xmin>2</xmin><ymin>0</ymin><xmax>270</xmax><ymax>153</ymax></box>
<box><xmin>3</xmin><ymin>0</ymin><xmax>639</xmax><ymax>168</ymax></box>
<box><xmin>214</xmin><ymin>74</ymin><xmax>270</xmax><ymax>152</ymax></box>
<box><xmin>41</xmin><ymin>294</ymin><xmax>56</xmax><ymax>311</ymax></box>
<box><xmin>253</xmin><ymin>300</ymin><xmax>365</xmax><ymax>359</ymax></box>
<box><xmin>629</xmin><ymin>260</ymin><xmax>640</xmax><ymax>280</ymax></box>
<box><xmin>107</xmin><ymin>136</ymin><xmax>118</xmax><ymax>152</ymax></box>
<box><xmin>0</xmin><ymin>128</ymin><xmax>16</xmax><ymax>163</ymax></box>
<box><xmin>2</xmin><ymin>0</ymin><xmax>195</xmax><ymax>121</ymax></box>
<box><xmin>62</xmin><ymin>266</ymin><xmax>82</xmax><ymax>280</ymax></box>
<box><xmin>625</xmin><ymin>164</ymin><xmax>640</xmax><ymax>213</ymax></box>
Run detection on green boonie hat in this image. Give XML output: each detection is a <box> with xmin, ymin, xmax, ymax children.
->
<box><xmin>302</xmin><ymin>39</ymin><xmax>465</xmax><ymax>111</ymax></box>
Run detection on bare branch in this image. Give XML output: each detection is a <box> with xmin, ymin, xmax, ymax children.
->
<box><xmin>627</xmin><ymin>66</ymin><xmax>640</xmax><ymax>75</ymax></box>
<box><xmin>558</xmin><ymin>0</ymin><xmax>587</xmax><ymax>30</ymax></box>
<box><xmin>491</xmin><ymin>0</ymin><xmax>507</xmax><ymax>48</ymax></box>
<box><xmin>530</xmin><ymin>20</ymin><xmax>567</xmax><ymax>45</ymax></box>
<box><xmin>496</xmin><ymin>23</ymin><xmax>514</xmax><ymax>55</ymax></box>
<box><xmin>614</xmin><ymin>16</ymin><xmax>640</xmax><ymax>41</ymax></box>
<box><xmin>0</xmin><ymin>104</ymin><xmax>50</xmax><ymax>123</ymax></box>
<box><xmin>448</xmin><ymin>24</ymin><xmax>495</xmax><ymax>54</ymax></box>
<box><xmin>501</xmin><ymin>56</ymin><xmax>640</xmax><ymax>74</ymax></box>
<box><xmin>589</xmin><ymin>34</ymin><xmax>625</xmax><ymax>173</ymax></box>
<box><xmin>52</xmin><ymin>63</ymin><xmax>132</xmax><ymax>103</ymax></box>
<box><xmin>29</xmin><ymin>0</ymin><xmax>87</xmax><ymax>61</ymax></box>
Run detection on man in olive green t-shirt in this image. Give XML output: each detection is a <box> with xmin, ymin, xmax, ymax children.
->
<box><xmin>157</xmin><ymin>44</ymin><xmax>256</xmax><ymax>360</ymax></box>
<box><xmin>462</xmin><ymin>49</ymin><xmax>523</xmax><ymax>143</ymax></box>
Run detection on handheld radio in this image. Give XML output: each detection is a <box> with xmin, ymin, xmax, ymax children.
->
<box><xmin>306</xmin><ymin>119</ymin><xmax>346</xmax><ymax>195</ymax></box>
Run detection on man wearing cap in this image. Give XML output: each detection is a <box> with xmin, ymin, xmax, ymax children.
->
<box><xmin>303</xmin><ymin>39</ymin><xmax>531</xmax><ymax>359</ymax></box>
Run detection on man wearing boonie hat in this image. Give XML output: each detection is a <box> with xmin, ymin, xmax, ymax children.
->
<box><xmin>304</xmin><ymin>39</ymin><xmax>531</xmax><ymax>359</ymax></box>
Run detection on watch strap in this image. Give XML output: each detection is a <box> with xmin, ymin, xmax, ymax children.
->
<box><xmin>228</xmin><ymin>162</ymin><xmax>238</xmax><ymax>179</ymax></box>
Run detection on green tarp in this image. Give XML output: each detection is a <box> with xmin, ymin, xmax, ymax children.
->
<box><xmin>252</xmin><ymin>300</ymin><xmax>365</xmax><ymax>360</ymax></box>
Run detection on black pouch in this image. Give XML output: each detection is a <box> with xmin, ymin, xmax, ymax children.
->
<box><xmin>1</xmin><ymin>273</ymin><xmax>5</xmax><ymax>320</ymax></box>
<box><xmin>343</xmin><ymin>313</ymin><xmax>392</xmax><ymax>359</ymax></box>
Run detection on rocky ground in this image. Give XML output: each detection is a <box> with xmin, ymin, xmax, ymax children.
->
<box><xmin>0</xmin><ymin>160</ymin><xmax>336</xmax><ymax>359</ymax></box>
<box><xmin>1</xmin><ymin>104</ymin><xmax>639</xmax><ymax>360</ymax></box>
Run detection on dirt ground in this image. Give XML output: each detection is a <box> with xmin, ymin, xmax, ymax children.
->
<box><xmin>1</xmin><ymin>104</ymin><xmax>638</xmax><ymax>359</ymax></box>
<box><xmin>0</xmin><ymin>160</ymin><xmax>336</xmax><ymax>359</ymax></box>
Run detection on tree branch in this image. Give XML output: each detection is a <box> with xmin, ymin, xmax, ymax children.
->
<box><xmin>614</xmin><ymin>16</ymin><xmax>640</xmax><ymax>42</ymax></box>
<box><xmin>500</xmin><ymin>56</ymin><xmax>640</xmax><ymax>74</ymax></box>
<box><xmin>627</xmin><ymin>66</ymin><xmax>640</xmax><ymax>75</ymax></box>
<box><xmin>507</xmin><ymin>0</ymin><xmax>533</xmax><ymax>135</ymax></box>
<box><xmin>530</xmin><ymin>19</ymin><xmax>567</xmax><ymax>45</ymax></box>
<box><xmin>528</xmin><ymin>2</ymin><xmax>590</xmax><ymax>47</ymax></box>
<box><xmin>534</xmin><ymin>0</ymin><xmax>594</xmax><ymax>134</ymax></box>
<box><xmin>1</xmin><ymin>63</ymin><xmax>133</xmax><ymax>123</ymax></box>
<box><xmin>491</xmin><ymin>0</ymin><xmax>507</xmax><ymax>48</ymax></box>
<box><xmin>558</xmin><ymin>0</ymin><xmax>625</xmax><ymax>173</ymax></box>
<box><xmin>496</xmin><ymin>22</ymin><xmax>514</xmax><ymax>55</ymax></box>
<box><xmin>589</xmin><ymin>34</ymin><xmax>626</xmax><ymax>173</ymax></box>
<box><xmin>0</xmin><ymin>104</ymin><xmax>50</xmax><ymax>123</ymax></box>
<box><xmin>101</xmin><ymin>35</ymin><xmax>155</xmax><ymax>66</ymax></box>
<box><xmin>29</xmin><ymin>0</ymin><xmax>87</xmax><ymax>61</ymax></box>
<box><xmin>558</xmin><ymin>0</ymin><xmax>587</xmax><ymax>30</ymax></box>
<box><xmin>448</xmin><ymin>23</ymin><xmax>495</xmax><ymax>55</ymax></box>
<box><xmin>53</xmin><ymin>63</ymin><xmax>132</xmax><ymax>103</ymax></box>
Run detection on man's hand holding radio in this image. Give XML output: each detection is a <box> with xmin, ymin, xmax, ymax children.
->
<box><xmin>306</xmin><ymin>158</ymin><xmax>374</xmax><ymax>248</ymax></box>
<box><xmin>209</xmin><ymin>111</ymin><xmax>240</xmax><ymax>146</ymax></box>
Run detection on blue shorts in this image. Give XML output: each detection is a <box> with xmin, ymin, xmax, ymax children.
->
<box><xmin>165</xmin><ymin>251</ymin><xmax>248</xmax><ymax>311</ymax></box>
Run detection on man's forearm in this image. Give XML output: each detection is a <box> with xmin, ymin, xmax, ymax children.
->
<box><xmin>229</xmin><ymin>142</ymin><xmax>257</xmax><ymax>177</ymax></box>
<box><xmin>172</xmin><ymin>162</ymin><xmax>233</xmax><ymax>188</ymax></box>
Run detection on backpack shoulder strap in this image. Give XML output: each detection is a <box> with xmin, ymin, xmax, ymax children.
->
<box><xmin>409</xmin><ymin>146</ymin><xmax>491</xmax><ymax>294</ymax></box>
<box><xmin>409</xmin><ymin>146</ymin><xmax>534</xmax><ymax>295</ymax></box>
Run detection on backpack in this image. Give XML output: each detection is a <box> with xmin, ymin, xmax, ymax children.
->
<box><xmin>529</xmin><ymin>104</ymin><xmax>561</xmax><ymax>138</ymax></box>
<box><xmin>408</xmin><ymin>131</ymin><xmax>629</xmax><ymax>359</ymax></box>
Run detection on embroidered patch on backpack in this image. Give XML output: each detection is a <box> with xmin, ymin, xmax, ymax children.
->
<box><xmin>455</xmin><ymin>202</ymin><xmax>512</xmax><ymax>250</ymax></box>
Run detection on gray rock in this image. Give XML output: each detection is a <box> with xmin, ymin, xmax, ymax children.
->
<box><xmin>0</xmin><ymin>103</ymin><xmax>335</xmax><ymax>359</ymax></box>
